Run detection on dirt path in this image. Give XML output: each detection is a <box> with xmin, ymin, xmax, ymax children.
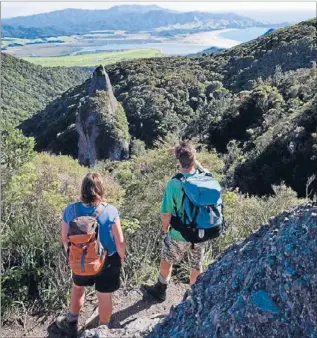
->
<box><xmin>2</xmin><ymin>283</ymin><xmax>188</xmax><ymax>338</ymax></box>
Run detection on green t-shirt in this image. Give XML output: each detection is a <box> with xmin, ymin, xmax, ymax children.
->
<box><xmin>160</xmin><ymin>170</ymin><xmax>198</xmax><ymax>242</ymax></box>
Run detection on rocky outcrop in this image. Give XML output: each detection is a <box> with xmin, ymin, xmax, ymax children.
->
<box><xmin>77</xmin><ymin>65</ymin><xmax>129</xmax><ymax>166</ymax></box>
<box><xmin>89</xmin><ymin>65</ymin><xmax>117</xmax><ymax>112</ymax></box>
<box><xmin>148</xmin><ymin>203</ymin><xmax>317</xmax><ymax>338</ymax></box>
<box><xmin>20</xmin><ymin>65</ymin><xmax>130</xmax><ymax>165</ymax></box>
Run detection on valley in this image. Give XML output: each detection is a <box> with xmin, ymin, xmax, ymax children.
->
<box><xmin>3</xmin><ymin>27</ymin><xmax>269</xmax><ymax>68</ymax></box>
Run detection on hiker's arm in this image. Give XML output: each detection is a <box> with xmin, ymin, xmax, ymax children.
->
<box><xmin>112</xmin><ymin>218</ymin><xmax>126</xmax><ymax>265</ymax></box>
<box><xmin>61</xmin><ymin>220</ymin><xmax>69</xmax><ymax>251</ymax></box>
<box><xmin>195</xmin><ymin>160</ymin><xmax>210</xmax><ymax>173</ymax></box>
<box><xmin>160</xmin><ymin>180</ymin><xmax>174</xmax><ymax>233</ymax></box>
<box><xmin>195</xmin><ymin>160</ymin><xmax>205</xmax><ymax>171</ymax></box>
<box><xmin>161</xmin><ymin>213</ymin><xmax>172</xmax><ymax>234</ymax></box>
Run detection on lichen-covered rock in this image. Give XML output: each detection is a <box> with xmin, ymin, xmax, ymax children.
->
<box><xmin>148</xmin><ymin>204</ymin><xmax>317</xmax><ymax>338</ymax></box>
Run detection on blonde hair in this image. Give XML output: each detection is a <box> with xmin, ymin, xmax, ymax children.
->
<box><xmin>81</xmin><ymin>173</ymin><xmax>105</xmax><ymax>205</ymax></box>
<box><xmin>174</xmin><ymin>141</ymin><xmax>196</xmax><ymax>169</ymax></box>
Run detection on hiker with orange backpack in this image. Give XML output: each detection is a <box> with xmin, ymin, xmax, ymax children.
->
<box><xmin>56</xmin><ymin>173</ymin><xmax>125</xmax><ymax>337</ymax></box>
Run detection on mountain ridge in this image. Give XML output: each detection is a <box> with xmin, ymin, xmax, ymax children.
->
<box><xmin>2</xmin><ymin>6</ymin><xmax>270</xmax><ymax>38</ymax></box>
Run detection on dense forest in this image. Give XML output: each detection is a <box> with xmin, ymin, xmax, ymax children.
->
<box><xmin>20</xmin><ymin>19</ymin><xmax>317</xmax><ymax>196</ymax></box>
<box><xmin>1</xmin><ymin>53</ymin><xmax>88</xmax><ymax>125</ymax></box>
<box><xmin>1</xmin><ymin>18</ymin><xmax>316</xmax><ymax>322</ymax></box>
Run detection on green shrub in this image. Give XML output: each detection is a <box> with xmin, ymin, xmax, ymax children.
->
<box><xmin>1</xmin><ymin>153</ymin><xmax>124</xmax><ymax>318</ymax></box>
<box><xmin>1</xmin><ymin>123</ymin><xmax>35</xmax><ymax>189</ymax></box>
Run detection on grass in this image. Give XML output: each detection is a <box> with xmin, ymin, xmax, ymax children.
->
<box><xmin>23</xmin><ymin>48</ymin><xmax>162</xmax><ymax>67</ymax></box>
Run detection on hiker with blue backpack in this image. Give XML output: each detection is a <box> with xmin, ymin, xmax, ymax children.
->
<box><xmin>144</xmin><ymin>141</ymin><xmax>223</xmax><ymax>301</ymax></box>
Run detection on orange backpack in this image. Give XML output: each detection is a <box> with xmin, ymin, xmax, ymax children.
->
<box><xmin>67</xmin><ymin>203</ymin><xmax>107</xmax><ymax>276</ymax></box>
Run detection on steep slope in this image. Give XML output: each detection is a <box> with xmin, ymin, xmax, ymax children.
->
<box><xmin>20</xmin><ymin>66</ymin><xmax>129</xmax><ymax>163</ymax></box>
<box><xmin>149</xmin><ymin>204</ymin><xmax>317</xmax><ymax>337</ymax></box>
<box><xmin>2</xmin><ymin>6</ymin><xmax>265</xmax><ymax>38</ymax></box>
<box><xmin>216</xmin><ymin>19</ymin><xmax>316</xmax><ymax>90</ymax></box>
<box><xmin>232</xmin><ymin>90</ymin><xmax>317</xmax><ymax>197</ymax></box>
<box><xmin>208</xmin><ymin>66</ymin><xmax>317</xmax><ymax>196</ymax></box>
<box><xmin>1</xmin><ymin>53</ymin><xmax>88</xmax><ymax>125</ymax></box>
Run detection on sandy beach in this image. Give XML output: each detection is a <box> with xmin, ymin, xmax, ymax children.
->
<box><xmin>178</xmin><ymin>29</ymin><xmax>240</xmax><ymax>48</ymax></box>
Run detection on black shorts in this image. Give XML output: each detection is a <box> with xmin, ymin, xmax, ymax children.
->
<box><xmin>72</xmin><ymin>253</ymin><xmax>121</xmax><ymax>293</ymax></box>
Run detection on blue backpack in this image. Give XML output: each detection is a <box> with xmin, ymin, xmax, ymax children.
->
<box><xmin>171</xmin><ymin>170</ymin><xmax>224</xmax><ymax>244</ymax></box>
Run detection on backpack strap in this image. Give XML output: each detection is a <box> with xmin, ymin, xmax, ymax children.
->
<box><xmin>174</xmin><ymin>170</ymin><xmax>212</xmax><ymax>178</ymax></box>
<box><xmin>73</xmin><ymin>202</ymin><xmax>81</xmax><ymax>218</ymax></box>
<box><xmin>197</xmin><ymin>167</ymin><xmax>213</xmax><ymax>177</ymax></box>
<box><xmin>93</xmin><ymin>202</ymin><xmax>108</xmax><ymax>218</ymax></box>
<box><xmin>173</xmin><ymin>173</ymin><xmax>185</xmax><ymax>181</ymax></box>
<box><xmin>172</xmin><ymin>173</ymin><xmax>192</xmax><ymax>223</ymax></box>
<box><xmin>190</xmin><ymin>206</ymin><xmax>200</xmax><ymax>226</ymax></box>
<box><xmin>73</xmin><ymin>202</ymin><xmax>107</xmax><ymax>219</ymax></box>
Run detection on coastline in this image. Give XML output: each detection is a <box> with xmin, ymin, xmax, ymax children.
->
<box><xmin>177</xmin><ymin>29</ymin><xmax>240</xmax><ymax>48</ymax></box>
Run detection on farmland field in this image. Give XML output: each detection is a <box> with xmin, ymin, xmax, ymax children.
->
<box><xmin>23</xmin><ymin>48</ymin><xmax>162</xmax><ymax>67</ymax></box>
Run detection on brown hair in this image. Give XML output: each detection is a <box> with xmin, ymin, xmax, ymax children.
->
<box><xmin>174</xmin><ymin>141</ymin><xmax>196</xmax><ymax>169</ymax></box>
<box><xmin>81</xmin><ymin>173</ymin><xmax>105</xmax><ymax>205</ymax></box>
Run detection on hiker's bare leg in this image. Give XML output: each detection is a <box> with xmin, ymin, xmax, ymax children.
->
<box><xmin>189</xmin><ymin>269</ymin><xmax>202</xmax><ymax>286</ymax></box>
<box><xmin>97</xmin><ymin>291</ymin><xmax>112</xmax><ymax>325</ymax></box>
<box><xmin>70</xmin><ymin>284</ymin><xmax>85</xmax><ymax>315</ymax></box>
<box><xmin>160</xmin><ymin>258</ymin><xmax>173</xmax><ymax>280</ymax></box>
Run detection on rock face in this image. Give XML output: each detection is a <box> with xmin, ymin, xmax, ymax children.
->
<box><xmin>148</xmin><ymin>204</ymin><xmax>317</xmax><ymax>338</ymax></box>
<box><xmin>77</xmin><ymin>65</ymin><xmax>129</xmax><ymax>166</ymax></box>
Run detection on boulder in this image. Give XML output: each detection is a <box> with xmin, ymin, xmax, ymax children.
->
<box><xmin>148</xmin><ymin>204</ymin><xmax>317</xmax><ymax>337</ymax></box>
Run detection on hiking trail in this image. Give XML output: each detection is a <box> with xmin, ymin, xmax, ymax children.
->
<box><xmin>2</xmin><ymin>283</ymin><xmax>188</xmax><ymax>338</ymax></box>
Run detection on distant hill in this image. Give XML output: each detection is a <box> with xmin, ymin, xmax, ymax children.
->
<box><xmin>1</xmin><ymin>53</ymin><xmax>88</xmax><ymax>125</ymax></box>
<box><xmin>2</xmin><ymin>6</ymin><xmax>268</xmax><ymax>38</ymax></box>
<box><xmin>188</xmin><ymin>46</ymin><xmax>225</xmax><ymax>56</ymax></box>
<box><xmin>2</xmin><ymin>24</ymin><xmax>67</xmax><ymax>39</ymax></box>
<box><xmin>263</xmin><ymin>28</ymin><xmax>276</xmax><ymax>36</ymax></box>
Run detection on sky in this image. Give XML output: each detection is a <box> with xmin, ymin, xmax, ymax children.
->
<box><xmin>1</xmin><ymin>1</ymin><xmax>316</xmax><ymax>23</ymax></box>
